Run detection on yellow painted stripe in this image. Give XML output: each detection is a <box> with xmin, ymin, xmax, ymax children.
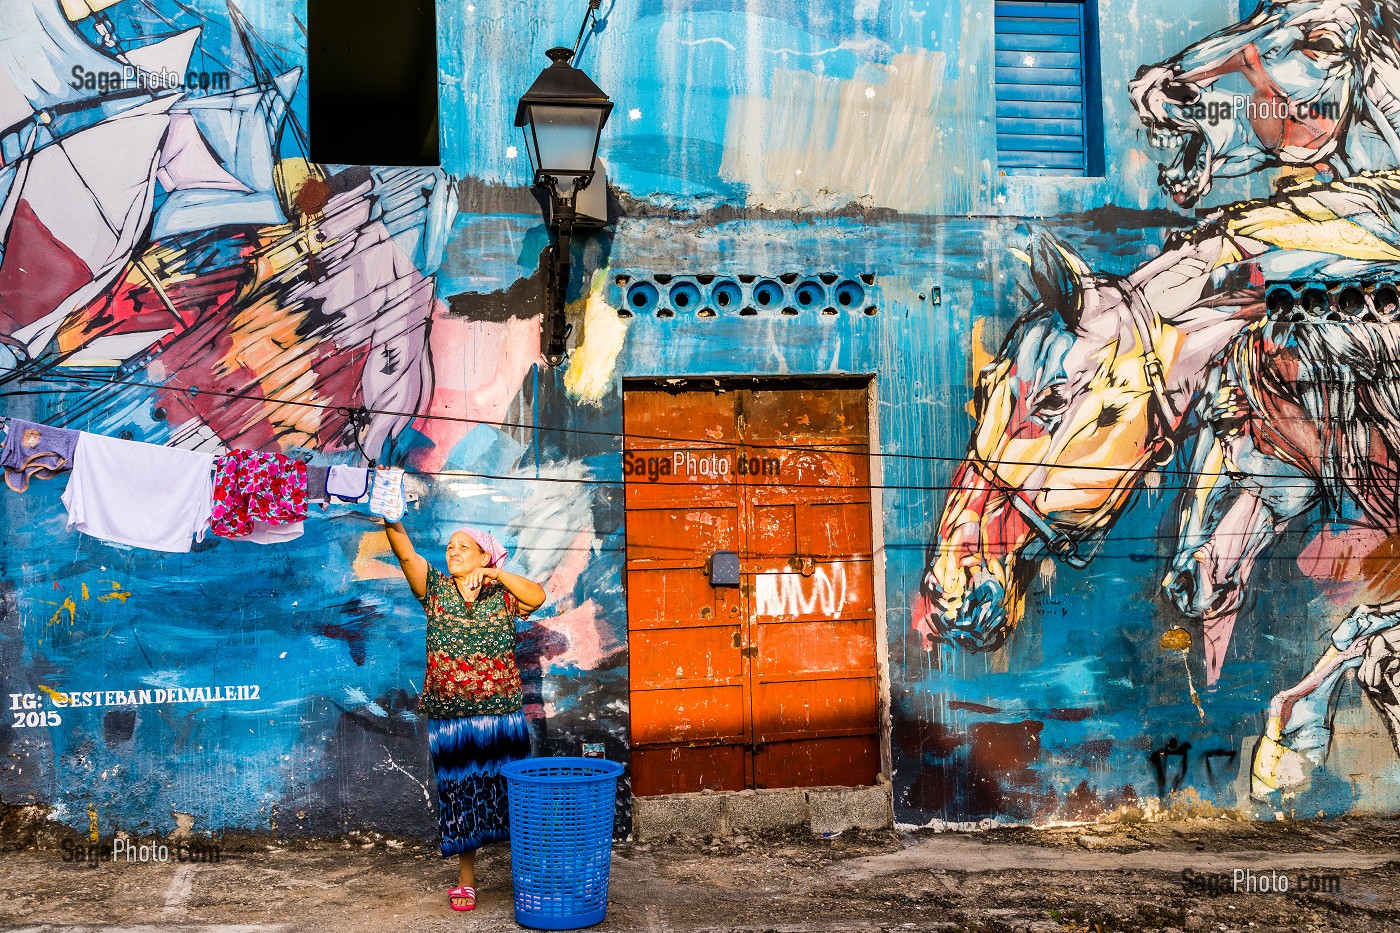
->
<box><xmin>61</xmin><ymin>0</ymin><xmax>126</xmax><ymax>20</ymax></box>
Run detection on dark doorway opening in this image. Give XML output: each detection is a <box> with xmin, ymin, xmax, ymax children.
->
<box><xmin>307</xmin><ymin>0</ymin><xmax>440</xmax><ymax>166</ymax></box>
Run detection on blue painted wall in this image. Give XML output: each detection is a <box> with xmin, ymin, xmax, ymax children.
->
<box><xmin>4</xmin><ymin>0</ymin><xmax>1399</xmax><ymax>840</ymax></box>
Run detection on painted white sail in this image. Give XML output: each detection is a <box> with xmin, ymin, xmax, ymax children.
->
<box><xmin>151</xmin><ymin>69</ymin><xmax>301</xmax><ymax>238</ymax></box>
<box><xmin>0</xmin><ymin>66</ymin><xmax>30</xmax><ymax>134</ymax></box>
<box><xmin>0</xmin><ymin>0</ymin><xmax>132</xmax><ymax>126</ymax></box>
<box><xmin>1</xmin><ymin>95</ymin><xmax>176</xmax><ymax>356</ymax></box>
<box><xmin>125</xmin><ymin>28</ymin><xmax>201</xmax><ymax>85</ymax></box>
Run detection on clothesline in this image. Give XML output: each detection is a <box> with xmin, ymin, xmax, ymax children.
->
<box><xmin>1</xmin><ymin>414</ymin><xmax>407</xmax><ymax>554</ymax></box>
<box><xmin>0</xmin><ymin>411</ymin><xmax>370</xmax><ymax>462</ymax></box>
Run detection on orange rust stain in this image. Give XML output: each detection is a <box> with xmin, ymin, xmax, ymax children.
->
<box><xmin>295</xmin><ymin>177</ymin><xmax>333</xmax><ymax>216</ymax></box>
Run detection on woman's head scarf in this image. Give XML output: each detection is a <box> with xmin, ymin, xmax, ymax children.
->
<box><xmin>460</xmin><ymin>527</ymin><xmax>508</xmax><ymax>568</ymax></box>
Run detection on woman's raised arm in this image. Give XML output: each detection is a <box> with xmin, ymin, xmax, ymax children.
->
<box><xmin>384</xmin><ymin>519</ymin><xmax>429</xmax><ymax>598</ymax></box>
<box><xmin>492</xmin><ymin>567</ymin><xmax>546</xmax><ymax>618</ymax></box>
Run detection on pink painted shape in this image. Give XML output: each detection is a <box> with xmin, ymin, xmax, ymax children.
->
<box><xmin>1297</xmin><ymin>525</ymin><xmax>1389</xmax><ymax>582</ymax></box>
<box><xmin>1202</xmin><ymin>612</ymin><xmax>1237</xmax><ymax>687</ymax></box>
<box><xmin>413</xmin><ymin>313</ymin><xmax>543</xmax><ymax>472</ymax></box>
<box><xmin>534</xmin><ymin>599</ymin><xmax>620</xmax><ymax>674</ymax></box>
<box><xmin>156</xmin><ymin>113</ymin><xmax>251</xmax><ymax>193</ymax></box>
<box><xmin>910</xmin><ymin>592</ymin><xmax>937</xmax><ymax>651</ymax></box>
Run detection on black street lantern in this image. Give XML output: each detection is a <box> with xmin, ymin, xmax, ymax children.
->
<box><xmin>515</xmin><ymin>47</ymin><xmax>613</xmax><ymax>197</ymax></box>
<box><xmin>515</xmin><ymin>30</ymin><xmax>613</xmax><ymax>367</ymax></box>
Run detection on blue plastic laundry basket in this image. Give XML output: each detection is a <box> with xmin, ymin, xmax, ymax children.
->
<box><xmin>502</xmin><ymin>756</ymin><xmax>624</xmax><ymax>930</ymax></box>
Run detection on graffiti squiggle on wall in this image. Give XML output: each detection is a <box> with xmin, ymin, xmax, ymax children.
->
<box><xmin>754</xmin><ymin>563</ymin><xmax>850</xmax><ymax>618</ymax></box>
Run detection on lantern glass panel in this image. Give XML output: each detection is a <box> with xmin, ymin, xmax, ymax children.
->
<box><xmin>527</xmin><ymin>104</ymin><xmax>604</xmax><ymax>175</ymax></box>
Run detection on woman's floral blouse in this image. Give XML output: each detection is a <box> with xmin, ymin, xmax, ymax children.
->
<box><xmin>418</xmin><ymin>565</ymin><xmax>524</xmax><ymax>718</ymax></box>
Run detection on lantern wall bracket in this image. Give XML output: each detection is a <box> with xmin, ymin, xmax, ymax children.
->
<box><xmin>539</xmin><ymin>175</ymin><xmax>582</xmax><ymax>366</ymax></box>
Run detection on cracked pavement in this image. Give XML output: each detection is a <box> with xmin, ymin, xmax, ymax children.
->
<box><xmin>2</xmin><ymin>816</ymin><xmax>1398</xmax><ymax>932</ymax></box>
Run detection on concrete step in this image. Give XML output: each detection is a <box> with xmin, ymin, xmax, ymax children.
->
<box><xmin>632</xmin><ymin>780</ymin><xmax>893</xmax><ymax>841</ymax></box>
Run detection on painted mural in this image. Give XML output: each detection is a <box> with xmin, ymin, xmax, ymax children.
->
<box><xmin>1129</xmin><ymin>0</ymin><xmax>1400</xmax><ymax>206</ymax></box>
<box><xmin>0</xmin><ymin>0</ymin><xmax>619</xmax><ymax>839</ymax></box>
<box><xmin>6</xmin><ymin>0</ymin><xmax>1400</xmax><ymax>841</ymax></box>
<box><xmin>921</xmin><ymin>0</ymin><xmax>1400</xmax><ymax>817</ymax></box>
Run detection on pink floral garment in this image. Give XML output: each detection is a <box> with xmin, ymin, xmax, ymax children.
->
<box><xmin>210</xmin><ymin>450</ymin><xmax>308</xmax><ymax>538</ymax></box>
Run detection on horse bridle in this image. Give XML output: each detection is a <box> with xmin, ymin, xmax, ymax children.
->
<box><xmin>967</xmin><ymin>285</ymin><xmax>1181</xmax><ymax>569</ymax></box>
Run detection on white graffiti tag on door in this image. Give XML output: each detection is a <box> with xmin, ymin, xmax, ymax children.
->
<box><xmin>754</xmin><ymin>563</ymin><xmax>849</xmax><ymax>618</ymax></box>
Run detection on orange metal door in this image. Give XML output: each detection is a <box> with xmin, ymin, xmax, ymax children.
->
<box><xmin>624</xmin><ymin>383</ymin><xmax>880</xmax><ymax>796</ymax></box>
<box><xmin>740</xmin><ymin>386</ymin><xmax>881</xmax><ymax>789</ymax></box>
<box><xmin>624</xmin><ymin>390</ymin><xmax>750</xmax><ymax>795</ymax></box>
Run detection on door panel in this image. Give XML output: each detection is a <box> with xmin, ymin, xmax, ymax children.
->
<box><xmin>625</xmin><ymin>388</ymin><xmax>740</xmax><ymax>442</ymax></box>
<box><xmin>632</xmin><ymin>745</ymin><xmax>747</xmax><ymax>795</ymax></box>
<box><xmin>623</xmin><ymin>505</ymin><xmax>738</xmax><ymax>560</ymax></box>
<box><xmin>750</xmin><ymin>504</ymin><xmax>796</xmax><ymax>556</ymax></box>
<box><xmin>741</xmin><ymin>386</ymin><xmax>870</xmax><ymax>443</ymax></box>
<box><xmin>630</xmin><ymin>684</ymin><xmax>747</xmax><ymax>744</ymax></box>
<box><xmin>807</xmin><ymin>502</ymin><xmax>874</xmax><ymax>558</ymax></box>
<box><xmin>625</xmin><ymin>566</ymin><xmax>740</xmax><ymax>630</ymax></box>
<box><xmin>629</xmin><ymin>626</ymin><xmax>745</xmax><ymax>688</ymax></box>
<box><xmin>752</xmin><ymin>677</ymin><xmax>880</xmax><ymax>740</ymax></box>
<box><xmin>625</xmin><ymin>382</ymin><xmax>880</xmax><ymax>796</ymax></box>
<box><xmin>756</xmin><ymin>618</ymin><xmax>877</xmax><ymax>678</ymax></box>
<box><xmin>754</xmin><ymin>735</ymin><xmax>881</xmax><ymax>790</ymax></box>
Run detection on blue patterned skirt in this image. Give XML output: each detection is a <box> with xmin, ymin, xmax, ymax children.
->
<box><xmin>427</xmin><ymin>711</ymin><xmax>531</xmax><ymax>856</ymax></box>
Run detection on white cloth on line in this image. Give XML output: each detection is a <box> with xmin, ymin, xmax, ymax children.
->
<box><xmin>368</xmin><ymin>467</ymin><xmax>405</xmax><ymax>522</ymax></box>
<box><xmin>326</xmin><ymin>465</ymin><xmax>370</xmax><ymax>502</ymax></box>
<box><xmin>247</xmin><ymin>520</ymin><xmax>304</xmax><ymax>545</ymax></box>
<box><xmin>61</xmin><ymin>432</ymin><xmax>215</xmax><ymax>553</ymax></box>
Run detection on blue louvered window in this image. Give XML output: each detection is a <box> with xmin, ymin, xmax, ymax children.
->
<box><xmin>995</xmin><ymin>1</ymin><xmax>1101</xmax><ymax>177</ymax></box>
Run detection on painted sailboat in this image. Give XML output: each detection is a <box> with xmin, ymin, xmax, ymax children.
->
<box><xmin>0</xmin><ymin>0</ymin><xmax>200</xmax><ymax>368</ymax></box>
<box><xmin>21</xmin><ymin>0</ymin><xmax>454</xmax><ymax>460</ymax></box>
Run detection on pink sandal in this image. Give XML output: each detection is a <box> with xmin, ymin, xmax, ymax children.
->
<box><xmin>449</xmin><ymin>885</ymin><xmax>476</xmax><ymax>911</ymax></box>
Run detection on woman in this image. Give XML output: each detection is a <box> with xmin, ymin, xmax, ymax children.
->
<box><xmin>383</xmin><ymin>519</ymin><xmax>546</xmax><ymax>911</ymax></box>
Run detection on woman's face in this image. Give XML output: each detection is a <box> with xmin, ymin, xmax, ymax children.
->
<box><xmin>446</xmin><ymin>532</ymin><xmax>488</xmax><ymax>576</ymax></box>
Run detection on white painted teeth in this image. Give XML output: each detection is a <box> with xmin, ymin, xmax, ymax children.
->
<box><xmin>1166</xmin><ymin>163</ymin><xmax>1204</xmax><ymax>198</ymax></box>
<box><xmin>1148</xmin><ymin>127</ymin><xmax>1189</xmax><ymax>149</ymax></box>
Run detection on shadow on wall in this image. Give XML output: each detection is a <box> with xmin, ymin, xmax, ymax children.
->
<box><xmin>285</xmin><ymin>689</ymin><xmax>436</xmax><ymax>839</ymax></box>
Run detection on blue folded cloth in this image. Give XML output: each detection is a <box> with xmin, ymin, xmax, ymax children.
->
<box><xmin>2</xmin><ymin>418</ymin><xmax>79</xmax><ymax>493</ymax></box>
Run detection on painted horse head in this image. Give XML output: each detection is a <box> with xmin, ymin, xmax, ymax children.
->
<box><xmin>1165</xmin><ymin>408</ymin><xmax>1318</xmax><ymax>684</ymax></box>
<box><xmin>1167</xmin><ymin>300</ymin><xmax>1400</xmax><ymax>682</ymax></box>
<box><xmin>918</xmin><ymin>231</ymin><xmax>1188</xmax><ymax>652</ymax></box>
<box><xmin>1131</xmin><ymin>0</ymin><xmax>1400</xmax><ymax>207</ymax></box>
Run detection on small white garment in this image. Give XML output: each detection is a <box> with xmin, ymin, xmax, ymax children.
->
<box><xmin>247</xmin><ymin>520</ymin><xmax>304</xmax><ymax>545</ymax></box>
<box><xmin>62</xmin><ymin>432</ymin><xmax>215</xmax><ymax>553</ymax></box>
<box><xmin>368</xmin><ymin>467</ymin><xmax>405</xmax><ymax>522</ymax></box>
<box><xmin>326</xmin><ymin>465</ymin><xmax>370</xmax><ymax>502</ymax></box>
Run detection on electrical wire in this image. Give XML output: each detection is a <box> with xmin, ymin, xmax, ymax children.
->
<box><xmin>10</xmin><ymin>370</ymin><xmax>1386</xmax><ymax>490</ymax></box>
<box><xmin>0</xmin><ymin>398</ymin><xmax>1370</xmax><ymax>563</ymax></box>
<box><xmin>346</xmin><ymin>516</ymin><xmax>1384</xmax><ymax>564</ymax></box>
